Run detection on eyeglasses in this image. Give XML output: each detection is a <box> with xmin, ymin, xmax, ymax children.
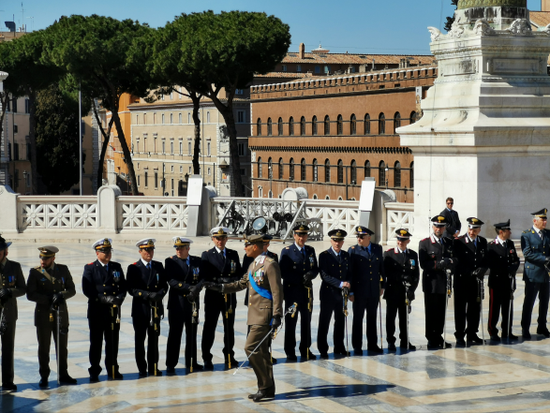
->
<box><xmin>447</xmin><ymin>202</ymin><xmax>453</xmax><ymax>205</ymax></box>
<box><xmin>97</xmin><ymin>248</ymin><xmax>112</xmax><ymax>254</ymax></box>
<box><xmin>244</xmin><ymin>242</ymin><xmax>252</xmax><ymax>247</ymax></box>
<box><xmin>357</xmin><ymin>235</ymin><xmax>367</xmax><ymax>239</ymax></box>
<box><xmin>142</xmin><ymin>247</ymin><xmax>155</xmax><ymax>252</ymax></box>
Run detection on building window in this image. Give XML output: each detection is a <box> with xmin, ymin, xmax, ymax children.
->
<box><xmin>238</xmin><ymin>142</ymin><xmax>246</xmax><ymax>156</ymax></box>
<box><xmin>153</xmin><ymin>113</ymin><xmax>157</xmax><ymax>124</ymax></box>
<box><xmin>267</xmin><ymin>118</ymin><xmax>273</xmax><ymax>136</ymax></box>
<box><xmin>13</xmin><ymin>124</ymin><xmax>18</xmax><ymax>134</ymax></box>
<box><xmin>379</xmin><ymin>113</ymin><xmax>385</xmax><ymax>135</ymax></box>
<box><xmin>144</xmin><ymin>113</ymin><xmax>147</xmax><ymax>124</ymax></box>
<box><xmin>351</xmin><ymin>160</ymin><xmax>357</xmax><ymax>184</ymax></box>
<box><xmin>13</xmin><ymin>143</ymin><xmax>19</xmax><ymax>160</ymax></box>
<box><xmin>170</xmin><ymin>141</ymin><xmax>174</xmax><ymax>154</ymax></box>
<box><xmin>179</xmin><ymin>141</ymin><xmax>183</xmax><ymax>155</ymax></box>
<box><xmin>179</xmin><ymin>113</ymin><xmax>182</xmax><ymax>123</ymax></box>
<box><xmin>337</xmin><ymin>115</ymin><xmax>343</xmax><ymax>135</ymax></box>
<box><xmin>257</xmin><ymin>118</ymin><xmax>262</xmax><ymax>136</ymax></box>
<box><xmin>410</xmin><ymin>111</ymin><xmax>417</xmax><ymax>124</ymax></box>
<box><xmin>154</xmin><ymin>171</ymin><xmax>159</xmax><ymax>188</ymax></box>
<box><xmin>162</xmin><ymin>114</ymin><xmax>165</xmax><ymax>124</ymax></box>
<box><xmin>410</xmin><ymin>161</ymin><xmax>414</xmax><ymax>188</ymax></box>
<box><xmin>289</xmin><ymin>117</ymin><xmax>294</xmax><ymax>136</ymax></box>
<box><xmin>300</xmin><ymin>116</ymin><xmax>306</xmax><ymax>136</ymax></box>
<box><xmin>180</xmin><ymin>166</ymin><xmax>183</xmax><ymax>173</ymax></box>
<box><xmin>144</xmin><ymin>171</ymin><xmax>149</xmax><ymax>187</ymax></box>
<box><xmin>257</xmin><ymin>157</ymin><xmax>263</xmax><ymax>178</ymax></box>
<box><xmin>350</xmin><ymin>114</ymin><xmax>356</xmax><ymax>135</ymax></box>
<box><xmin>394</xmin><ymin>161</ymin><xmax>401</xmax><ymax>187</ymax></box>
<box><xmin>289</xmin><ymin>158</ymin><xmax>295</xmax><ymax>181</ymax></box>
<box><xmin>237</xmin><ymin>110</ymin><xmax>245</xmax><ymax>123</ymax></box>
<box><xmin>297</xmin><ymin>64</ymin><xmax>302</xmax><ymax>72</ymax></box>
<box><xmin>136</xmin><ymin>115</ymin><xmax>139</xmax><ymax>125</ymax></box>
<box><xmin>137</xmin><ymin>175</ymin><xmax>141</xmax><ymax>187</ymax></box>
<box><xmin>170</xmin><ymin>165</ymin><xmax>174</xmax><ymax>172</ymax></box>
<box><xmin>312</xmin><ymin>159</ymin><xmax>318</xmax><ymax>182</ymax></box>
<box><xmin>11</xmin><ymin>98</ymin><xmax>17</xmax><ymax>113</ymax></box>
<box><xmin>324</xmin><ymin>115</ymin><xmax>330</xmax><ymax>135</ymax></box>
<box><xmin>312</xmin><ymin>116</ymin><xmax>318</xmax><ymax>135</ymax></box>
<box><xmin>188</xmin><ymin>113</ymin><xmax>191</xmax><ymax>124</ymax></box>
<box><xmin>170</xmin><ymin>113</ymin><xmax>173</xmax><ymax>124</ymax></box>
<box><xmin>278</xmin><ymin>158</ymin><xmax>284</xmax><ymax>179</ymax></box>
<box><xmin>364</xmin><ymin>160</ymin><xmax>371</xmax><ymax>178</ymax></box>
<box><xmin>25</xmin><ymin>98</ymin><xmax>30</xmax><ymax>114</ymax></box>
<box><xmin>364</xmin><ymin>114</ymin><xmax>370</xmax><ymax>135</ymax></box>
<box><xmin>162</xmin><ymin>141</ymin><xmax>165</xmax><ymax>154</ymax></box>
<box><xmin>325</xmin><ymin>159</ymin><xmax>331</xmax><ymax>183</ymax></box>
<box><xmin>394</xmin><ymin>112</ymin><xmax>401</xmax><ymax>133</ymax></box>
<box><xmin>379</xmin><ymin>161</ymin><xmax>386</xmax><ymax>186</ymax></box>
<box><xmin>301</xmin><ymin>158</ymin><xmax>306</xmax><ymax>181</ymax></box>
<box><xmin>315</xmin><ymin>65</ymin><xmax>320</xmax><ymax>73</ymax></box>
<box><xmin>207</xmin><ymin>142</ymin><xmax>211</xmax><ymax>156</ymax></box>
<box><xmin>324</xmin><ymin>65</ymin><xmax>330</xmax><ymax>74</ymax></box>
<box><xmin>268</xmin><ymin>158</ymin><xmax>273</xmax><ymax>179</ymax></box>
<box><xmin>337</xmin><ymin>160</ymin><xmax>344</xmax><ymax>183</ymax></box>
<box><xmin>282</xmin><ymin>64</ymin><xmax>287</xmax><ymax>72</ymax></box>
<box><xmin>207</xmin><ymin>112</ymin><xmax>210</xmax><ymax>123</ymax></box>
<box><xmin>188</xmin><ymin>141</ymin><xmax>192</xmax><ymax>155</ymax></box>
<box><xmin>278</xmin><ymin>117</ymin><xmax>283</xmax><ymax>136</ymax></box>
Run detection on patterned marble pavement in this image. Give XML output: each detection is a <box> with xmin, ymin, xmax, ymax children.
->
<box><xmin>2</xmin><ymin>235</ymin><xmax>550</xmax><ymax>412</ymax></box>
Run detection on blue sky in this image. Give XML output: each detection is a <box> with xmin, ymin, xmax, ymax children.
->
<box><xmin>2</xmin><ymin>0</ymin><xmax>543</xmax><ymax>55</ymax></box>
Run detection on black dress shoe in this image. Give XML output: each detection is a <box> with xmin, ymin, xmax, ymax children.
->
<box><xmin>89</xmin><ymin>375</ymin><xmax>100</xmax><ymax>383</ymax></box>
<box><xmin>271</xmin><ymin>357</ymin><xmax>278</xmax><ymax>365</ymax></box>
<box><xmin>320</xmin><ymin>353</ymin><xmax>329</xmax><ymax>359</ymax></box>
<box><xmin>537</xmin><ymin>329</ymin><xmax>550</xmax><ymax>338</ymax></box>
<box><xmin>109</xmin><ymin>371</ymin><xmax>123</xmax><ymax>380</ymax></box>
<box><xmin>300</xmin><ymin>350</ymin><xmax>317</xmax><ymax>360</ymax></box>
<box><xmin>225</xmin><ymin>358</ymin><xmax>239</xmax><ymax>369</ymax></box>
<box><xmin>442</xmin><ymin>341</ymin><xmax>452</xmax><ymax>349</ymax></box>
<box><xmin>388</xmin><ymin>343</ymin><xmax>397</xmax><ymax>351</ymax></box>
<box><xmin>192</xmin><ymin>363</ymin><xmax>204</xmax><ymax>371</ymax></box>
<box><xmin>149</xmin><ymin>369</ymin><xmax>163</xmax><ymax>376</ymax></box>
<box><xmin>39</xmin><ymin>378</ymin><xmax>49</xmax><ymax>388</ymax></box>
<box><xmin>427</xmin><ymin>341</ymin><xmax>439</xmax><ymax>350</ymax></box>
<box><xmin>138</xmin><ymin>371</ymin><xmax>148</xmax><ymax>378</ymax></box>
<box><xmin>508</xmin><ymin>333</ymin><xmax>518</xmax><ymax>341</ymax></box>
<box><xmin>467</xmin><ymin>335</ymin><xmax>484</xmax><ymax>345</ymax></box>
<box><xmin>59</xmin><ymin>375</ymin><xmax>77</xmax><ymax>385</ymax></box>
<box><xmin>400</xmin><ymin>342</ymin><xmax>416</xmax><ymax>351</ymax></box>
<box><xmin>354</xmin><ymin>349</ymin><xmax>363</xmax><ymax>356</ymax></box>
<box><xmin>166</xmin><ymin>367</ymin><xmax>177</xmax><ymax>376</ymax></box>
<box><xmin>286</xmin><ymin>354</ymin><xmax>298</xmax><ymax>362</ymax></box>
<box><xmin>2</xmin><ymin>383</ymin><xmax>17</xmax><ymax>392</ymax></box>
<box><xmin>523</xmin><ymin>331</ymin><xmax>531</xmax><ymax>339</ymax></box>
<box><xmin>367</xmin><ymin>345</ymin><xmax>383</xmax><ymax>353</ymax></box>
<box><xmin>203</xmin><ymin>361</ymin><xmax>214</xmax><ymax>370</ymax></box>
<box><xmin>455</xmin><ymin>338</ymin><xmax>466</xmax><ymax>348</ymax></box>
<box><xmin>490</xmin><ymin>334</ymin><xmax>501</xmax><ymax>342</ymax></box>
<box><xmin>252</xmin><ymin>388</ymin><xmax>275</xmax><ymax>402</ymax></box>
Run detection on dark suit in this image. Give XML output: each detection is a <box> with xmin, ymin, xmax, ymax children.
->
<box><xmin>348</xmin><ymin>243</ymin><xmax>385</xmax><ymax>350</ymax></box>
<box><xmin>0</xmin><ymin>259</ymin><xmax>26</xmax><ymax>387</ymax></box>
<box><xmin>440</xmin><ymin>208</ymin><xmax>461</xmax><ymax>239</ymax></box>
<box><xmin>487</xmin><ymin>238</ymin><xmax>520</xmax><ymax>337</ymax></box>
<box><xmin>201</xmin><ymin>247</ymin><xmax>242</xmax><ymax>364</ymax></box>
<box><xmin>165</xmin><ymin>254</ymin><xmax>202</xmax><ymax>370</ymax></box>
<box><xmin>521</xmin><ymin>228</ymin><xmax>550</xmax><ymax>334</ymax></box>
<box><xmin>279</xmin><ymin>243</ymin><xmax>318</xmax><ymax>357</ymax></box>
<box><xmin>27</xmin><ymin>264</ymin><xmax>76</xmax><ymax>380</ymax></box>
<box><xmin>317</xmin><ymin>248</ymin><xmax>350</xmax><ymax>355</ymax></box>
<box><xmin>383</xmin><ymin>248</ymin><xmax>419</xmax><ymax>346</ymax></box>
<box><xmin>419</xmin><ymin>235</ymin><xmax>455</xmax><ymax>345</ymax></box>
<box><xmin>82</xmin><ymin>260</ymin><xmax>126</xmax><ymax>377</ymax></box>
<box><xmin>127</xmin><ymin>260</ymin><xmax>167</xmax><ymax>374</ymax></box>
<box><xmin>453</xmin><ymin>235</ymin><xmax>488</xmax><ymax>340</ymax></box>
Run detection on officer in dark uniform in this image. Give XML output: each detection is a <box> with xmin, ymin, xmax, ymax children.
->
<box><xmin>201</xmin><ymin>227</ymin><xmax>242</xmax><ymax>369</ymax></box>
<box><xmin>419</xmin><ymin>216</ymin><xmax>456</xmax><ymax>350</ymax></box>
<box><xmin>317</xmin><ymin>229</ymin><xmax>351</xmax><ymax>359</ymax></box>
<box><xmin>165</xmin><ymin>236</ymin><xmax>203</xmax><ymax>375</ymax></box>
<box><xmin>383</xmin><ymin>229</ymin><xmax>419</xmax><ymax>351</ymax></box>
<box><xmin>348</xmin><ymin>226</ymin><xmax>385</xmax><ymax>354</ymax></box>
<box><xmin>82</xmin><ymin>238</ymin><xmax>127</xmax><ymax>382</ymax></box>
<box><xmin>453</xmin><ymin>217</ymin><xmax>488</xmax><ymax>346</ymax></box>
<box><xmin>521</xmin><ymin>208</ymin><xmax>550</xmax><ymax>339</ymax></box>
<box><xmin>487</xmin><ymin>220</ymin><xmax>520</xmax><ymax>342</ymax></box>
<box><xmin>280</xmin><ymin>224</ymin><xmax>319</xmax><ymax>361</ymax></box>
<box><xmin>0</xmin><ymin>235</ymin><xmax>26</xmax><ymax>393</ymax></box>
<box><xmin>127</xmin><ymin>238</ymin><xmax>167</xmax><ymax>377</ymax></box>
<box><xmin>27</xmin><ymin>246</ymin><xmax>77</xmax><ymax>388</ymax></box>
<box><xmin>440</xmin><ymin>197</ymin><xmax>461</xmax><ymax>239</ymax></box>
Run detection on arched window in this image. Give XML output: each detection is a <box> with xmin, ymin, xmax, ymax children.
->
<box><xmin>394</xmin><ymin>161</ymin><xmax>401</xmax><ymax>187</ymax></box>
<box><xmin>278</xmin><ymin>117</ymin><xmax>283</xmax><ymax>136</ymax></box>
<box><xmin>312</xmin><ymin>116</ymin><xmax>318</xmax><ymax>135</ymax></box>
<box><xmin>337</xmin><ymin>115</ymin><xmax>343</xmax><ymax>135</ymax></box>
<box><xmin>257</xmin><ymin>157</ymin><xmax>263</xmax><ymax>178</ymax></box>
<box><xmin>278</xmin><ymin>157</ymin><xmax>284</xmax><ymax>179</ymax></box>
<box><xmin>410</xmin><ymin>161</ymin><xmax>414</xmax><ymax>188</ymax></box>
<box><xmin>337</xmin><ymin>159</ymin><xmax>344</xmax><ymax>183</ymax></box>
<box><xmin>364</xmin><ymin>160</ymin><xmax>371</xmax><ymax>178</ymax></box>
<box><xmin>300</xmin><ymin>116</ymin><xmax>306</xmax><ymax>136</ymax></box>
<box><xmin>312</xmin><ymin>159</ymin><xmax>318</xmax><ymax>182</ymax></box>
<box><xmin>325</xmin><ymin>159</ymin><xmax>331</xmax><ymax>183</ymax></box>
<box><xmin>350</xmin><ymin>160</ymin><xmax>357</xmax><ymax>184</ymax></box>
<box><xmin>301</xmin><ymin>158</ymin><xmax>306</xmax><ymax>181</ymax></box>
<box><xmin>267</xmin><ymin>118</ymin><xmax>272</xmax><ymax>136</ymax></box>
<box><xmin>410</xmin><ymin>111</ymin><xmax>417</xmax><ymax>124</ymax></box>
<box><xmin>268</xmin><ymin>157</ymin><xmax>273</xmax><ymax>179</ymax></box>
<box><xmin>289</xmin><ymin>158</ymin><xmax>295</xmax><ymax>181</ymax></box>
<box><xmin>364</xmin><ymin>113</ymin><xmax>370</xmax><ymax>135</ymax></box>
<box><xmin>324</xmin><ymin>115</ymin><xmax>331</xmax><ymax>135</ymax></box>
<box><xmin>394</xmin><ymin>112</ymin><xmax>401</xmax><ymax>134</ymax></box>
<box><xmin>379</xmin><ymin>113</ymin><xmax>385</xmax><ymax>135</ymax></box>
<box><xmin>379</xmin><ymin>160</ymin><xmax>386</xmax><ymax>186</ymax></box>
<box><xmin>350</xmin><ymin>114</ymin><xmax>356</xmax><ymax>135</ymax></box>
<box><xmin>289</xmin><ymin>117</ymin><xmax>294</xmax><ymax>136</ymax></box>
<box><xmin>257</xmin><ymin>118</ymin><xmax>262</xmax><ymax>136</ymax></box>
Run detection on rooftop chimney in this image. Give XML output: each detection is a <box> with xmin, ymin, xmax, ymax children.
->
<box><xmin>299</xmin><ymin>43</ymin><xmax>305</xmax><ymax>59</ymax></box>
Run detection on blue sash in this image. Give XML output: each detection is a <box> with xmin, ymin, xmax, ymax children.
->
<box><xmin>249</xmin><ymin>271</ymin><xmax>273</xmax><ymax>300</ymax></box>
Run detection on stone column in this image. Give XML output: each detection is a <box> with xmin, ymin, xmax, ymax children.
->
<box><xmin>398</xmin><ymin>1</ymin><xmax>550</xmax><ymax>239</ymax></box>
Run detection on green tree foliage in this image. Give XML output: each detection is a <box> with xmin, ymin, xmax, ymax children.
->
<box><xmin>41</xmin><ymin>15</ymin><xmax>157</xmax><ymax>194</ymax></box>
<box><xmin>166</xmin><ymin>11</ymin><xmax>291</xmax><ymax>196</ymax></box>
<box><xmin>35</xmin><ymin>84</ymin><xmax>84</xmax><ymax>194</ymax></box>
<box><xmin>445</xmin><ymin>0</ymin><xmax>459</xmax><ymax>32</ymax></box>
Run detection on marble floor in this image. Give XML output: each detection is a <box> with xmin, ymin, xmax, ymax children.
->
<box><xmin>1</xmin><ymin>234</ymin><xmax>550</xmax><ymax>412</ymax></box>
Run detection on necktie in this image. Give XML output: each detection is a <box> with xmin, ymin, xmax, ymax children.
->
<box><xmin>105</xmin><ymin>264</ymin><xmax>109</xmax><ymax>273</ymax></box>
<box><xmin>146</xmin><ymin>262</ymin><xmax>151</xmax><ymax>270</ymax></box>
<box><xmin>302</xmin><ymin>248</ymin><xmax>307</xmax><ymax>261</ymax></box>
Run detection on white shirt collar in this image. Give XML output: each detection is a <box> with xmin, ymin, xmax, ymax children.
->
<box><xmin>141</xmin><ymin>258</ymin><xmax>151</xmax><ymax>266</ymax></box>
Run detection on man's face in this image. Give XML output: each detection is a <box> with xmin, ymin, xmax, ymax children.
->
<box><xmin>446</xmin><ymin>199</ymin><xmax>454</xmax><ymax>210</ymax></box>
<box><xmin>357</xmin><ymin>234</ymin><xmax>371</xmax><ymax>247</ymax></box>
<box><xmin>40</xmin><ymin>256</ymin><xmax>55</xmax><ymax>269</ymax></box>
<box><xmin>262</xmin><ymin>242</ymin><xmax>269</xmax><ymax>253</ymax></box>
<box><xmin>175</xmin><ymin>245</ymin><xmax>190</xmax><ymax>259</ymax></box>
<box><xmin>0</xmin><ymin>248</ymin><xmax>8</xmax><ymax>262</ymax></box>
<box><xmin>397</xmin><ymin>238</ymin><xmax>410</xmax><ymax>250</ymax></box>
<box><xmin>433</xmin><ymin>224</ymin><xmax>445</xmax><ymax>237</ymax></box>
<box><xmin>499</xmin><ymin>228</ymin><xmax>511</xmax><ymax>241</ymax></box>
<box><xmin>468</xmin><ymin>227</ymin><xmax>481</xmax><ymax>239</ymax></box>
<box><xmin>212</xmin><ymin>236</ymin><xmax>227</xmax><ymax>250</ymax></box>
<box><xmin>244</xmin><ymin>242</ymin><xmax>261</xmax><ymax>258</ymax></box>
<box><xmin>534</xmin><ymin>217</ymin><xmax>547</xmax><ymax>231</ymax></box>
<box><xmin>96</xmin><ymin>248</ymin><xmax>112</xmax><ymax>264</ymax></box>
<box><xmin>331</xmin><ymin>238</ymin><xmax>344</xmax><ymax>253</ymax></box>
<box><xmin>294</xmin><ymin>232</ymin><xmax>308</xmax><ymax>248</ymax></box>
<box><xmin>139</xmin><ymin>247</ymin><xmax>154</xmax><ymax>262</ymax></box>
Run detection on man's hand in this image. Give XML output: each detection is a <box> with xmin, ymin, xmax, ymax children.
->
<box><xmin>52</xmin><ymin>292</ymin><xmax>64</xmax><ymax>307</ymax></box>
<box><xmin>271</xmin><ymin>315</ymin><xmax>282</xmax><ymax>329</ymax></box>
<box><xmin>303</xmin><ymin>271</ymin><xmax>315</xmax><ymax>285</ymax></box>
<box><xmin>148</xmin><ymin>290</ymin><xmax>164</xmax><ymax>303</ymax></box>
<box><xmin>204</xmin><ymin>282</ymin><xmax>223</xmax><ymax>292</ymax></box>
<box><xmin>0</xmin><ymin>288</ymin><xmax>12</xmax><ymax>305</ymax></box>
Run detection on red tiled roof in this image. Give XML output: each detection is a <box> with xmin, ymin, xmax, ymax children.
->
<box><xmin>530</xmin><ymin>11</ymin><xmax>550</xmax><ymax>28</ymax></box>
<box><xmin>282</xmin><ymin>52</ymin><xmax>435</xmax><ymax>66</ymax></box>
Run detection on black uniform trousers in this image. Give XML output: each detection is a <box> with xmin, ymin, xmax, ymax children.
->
<box><xmin>386</xmin><ymin>299</ymin><xmax>408</xmax><ymax>345</ymax></box>
<box><xmin>166</xmin><ymin>309</ymin><xmax>198</xmax><ymax>369</ymax></box>
<box><xmin>88</xmin><ymin>308</ymin><xmax>120</xmax><ymax>377</ymax></box>
<box><xmin>284</xmin><ymin>287</ymin><xmax>312</xmax><ymax>356</ymax></box>
<box><xmin>424</xmin><ymin>293</ymin><xmax>447</xmax><ymax>344</ymax></box>
<box><xmin>521</xmin><ymin>279</ymin><xmax>549</xmax><ymax>333</ymax></box>
<box><xmin>37</xmin><ymin>312</ymin><xmax>69</xmax><ymax>379</ymax></box>
<box><xmin>202</xmin><ymin>292</ymin><xmax>236</xmax><ymax>363</ymax></box>
<box><xmin>488</xmin><ymin>288</ymin><xmax>513</xmax><ymax>336</ymax></box>
<box><xmin>1</xmin><ymin>321</ymin><xmax>16</xmax><ymax>385</ymax></box>
<box><xmin>133</xmin><ymin>318</ymin><xmax>159</xmax><ymax>373</ymax></box>
<box><xmin>317</xmin><ymin>291</ymin><xmax>346</xmax><ymax>355</ymax></box>
<box><xmin>454</xmin><ymin>283</ymin><xmax>481</xmax><ymax>339</ymax></box>
<box><xmin>351</xmin><ymin>296</ymin><xmax>379</xmax><ymax>350</ymax></box>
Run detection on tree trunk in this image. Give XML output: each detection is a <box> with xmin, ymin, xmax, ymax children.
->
<box><xmin>190</xmin><ymin>92</ymin><xmax>201</xmax><ymax>175</ymax></box>
<box><xmin>111</xmin><ymin>109</ymin><xmax>138</xmax><ymax>195</ymax></box>
<box><xmin>92</xmin><ymin>100</ymin><xmax>114</xmax><ymax>191</ymax></box>
<box><xmin>27</xmin><ymin>91</ymin><xmax>42</xmax><ymax>194</ymax></box>
<box><xmin>0</xmin><ymin>92</ymin><xmax>8</xmax><ymax>184</ymax></box>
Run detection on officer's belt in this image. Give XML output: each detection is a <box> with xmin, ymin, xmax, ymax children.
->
<box><xmin>249</xmin><ymin>272</ymin><xmax>272</xmax><ymax>300</ymax></box>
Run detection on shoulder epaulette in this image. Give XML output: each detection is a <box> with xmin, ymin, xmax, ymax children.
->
<box><xmin>351</xmin><ymin>246</ymin><xmax>356</xmax><ymax>249</ymax></box>
<box><xmin>88</xmin><ymin>262</ymin><xmax>94</xmax><ymax>265</ymax></box>
<box><xmin>421</xmin><ymin>237</ymin><xmax>429</xmax><ymax>241</ymax></box>
<box><xmin>285</xmin><ymin>246</ymin><xmax>290</xmax><ymax>250</ymax></box>
<box><xmin>34</xmin><ymin>265</ymin><xmax>41</xmax><ymax>270</ymax></box>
